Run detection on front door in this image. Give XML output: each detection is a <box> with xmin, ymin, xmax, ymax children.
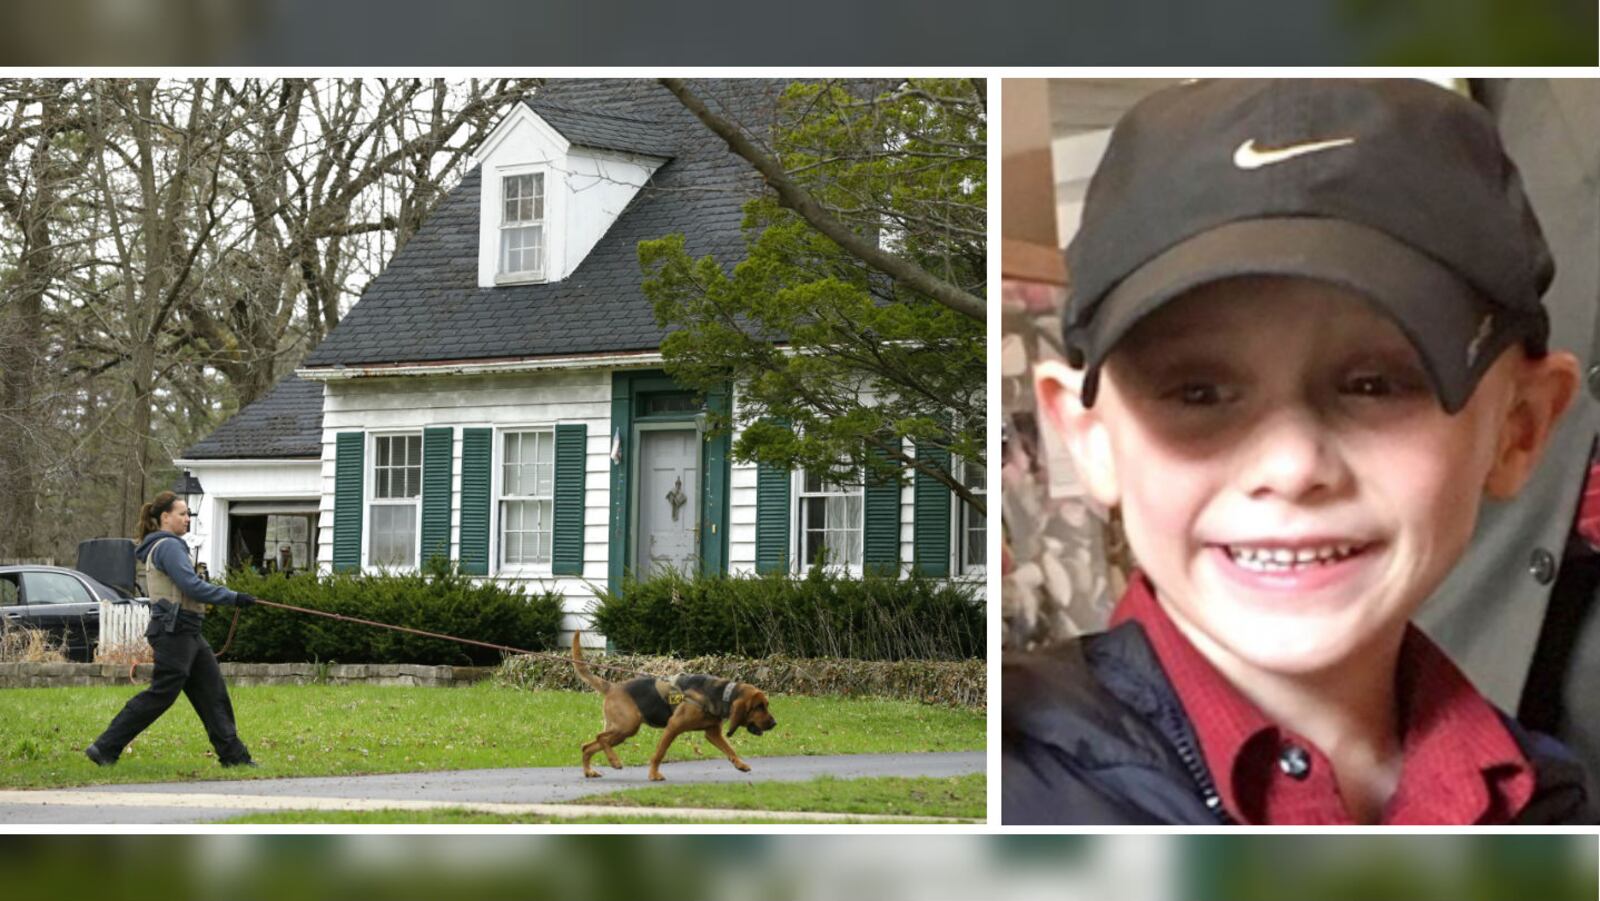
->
<box><xmin>636</xmin><ymin>428</ymin><xmax>699</xmax><ymax>575</ymax></box>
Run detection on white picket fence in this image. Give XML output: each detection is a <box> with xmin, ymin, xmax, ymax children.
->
<box><xmin>97</xmin><ymin>600</ymin><xmax>151</xmax><ymax>661</ymax></box>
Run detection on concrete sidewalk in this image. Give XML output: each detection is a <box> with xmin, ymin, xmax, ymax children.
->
<box><xmin>0</xmin><ymin>750</ymin><xmax>986</xmax><ymax>824</ymax></box>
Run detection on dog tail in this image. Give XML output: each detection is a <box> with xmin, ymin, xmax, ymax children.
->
<box><xmin>572</xmin><ymin>630</ymin><xmax>610</xmax><ymax>694</ymax></box>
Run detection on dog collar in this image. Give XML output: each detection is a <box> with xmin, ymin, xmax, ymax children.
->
<box><xmin>722</xmin><ymin>681</ymin><xmax>739</xmax><ymax>705</ymax></box>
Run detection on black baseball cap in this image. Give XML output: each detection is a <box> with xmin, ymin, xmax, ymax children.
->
<box><xmin>1063</xmin><ymin>79</ymin><xmax>1554</xmax><ymax>414</ymax></box>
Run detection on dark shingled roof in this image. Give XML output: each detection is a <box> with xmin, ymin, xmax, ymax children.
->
<box><xmin>304</xmin><ymin>79</ymin><xmax>788</xmax><ymax>369</ymax></box>
<box><xmin>525</xmin><ymin>100</ymin><xmax>676</xmax><ymax>159</ymax></box>
<box><xmin>183</xmin><ymin>375</ymin><xmax>324</xmax><ymax>460</ymax></box>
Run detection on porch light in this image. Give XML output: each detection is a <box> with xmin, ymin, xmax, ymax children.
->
<box><xmin>171</xmin><ymin>469</ymin><xmax>205</xmax><ymax>525</ymax></box>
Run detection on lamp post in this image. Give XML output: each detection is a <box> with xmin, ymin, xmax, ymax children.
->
<box><xmin>170</xmin><ymin>469</ymin><xmax>205</xmax><ymax>569</ymax></box>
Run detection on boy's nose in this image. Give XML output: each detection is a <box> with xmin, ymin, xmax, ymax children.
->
<box><xmin>1238</xmin><ymin>406</ymin><xmax>1350</xmax><ymax>502</ymax></box>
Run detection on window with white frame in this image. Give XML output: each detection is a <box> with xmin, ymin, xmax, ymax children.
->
<box><xmin>500</xmin><ymin>172</ymin><xmax>545</xmax><ymax>279</ymax></box>
<box><xmin>798</xmin><ymin>468</ymin><xmax>863</xmax><ymax>570</ymax></box>
<box><xmin>500</xmin><ymin>429</ymin><xmax>555</xmax><ymax>568</ymax></box>
<box><xmin>958</xmin><ymin>460</ymin><xmax>986</xmax><ymax>574</ymax></box>
<box><xmin>263</xmin><ymin>514</ymin><xmax>313</xmax><ymax>572</ymax></box>
<box><xmin>370</xmin><ymin>434</ymin><xmax>421</xmax><ymax>568</ymax></box>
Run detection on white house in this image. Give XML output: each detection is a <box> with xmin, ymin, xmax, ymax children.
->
<box><xmin>178</xmin><ymin>79</ymin><xmax>984</xmax><ymax>646</ymax></box>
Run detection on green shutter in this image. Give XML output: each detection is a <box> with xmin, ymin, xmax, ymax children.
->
<box><xmin>913</xmin><ymin>442</ymin><xmax>952</xmax><ymax>577</ymax></box>
<box><xmin>863</xmin><ymin>438</ymin><xmax>903</xmax><ymax>577</ymax></box>
<box><xmin>421</xmin><ymin>427</ymin><xmax>453</xmax><ymax>566</ymax></box>
<box><xmin>755</xmin><ymin>459</ymin><xmax>790</xmax><ymax>575</ymax></box>
<box><xmin>332</xmin><ymin>432</ymin><xmax>364</xmax><ymax>572</ymax></box>
<box><xmin>699</xmin><ymin>384</ymin><xmax>732</xmax><ymax>576</ymax></box>
<box><xmin>459</xmin><ymin>428</ymin><xmax>492</xmax><ymax>576</ymax></box>
<box><xmin>552</xmin><ymin>423</ymin><xmax>586</xmax><ymax>575</ymax></box>
<box><xmin>608</xmin><ymin>375</ymin><xmax>633</xmax><ymax>594</ymax></box>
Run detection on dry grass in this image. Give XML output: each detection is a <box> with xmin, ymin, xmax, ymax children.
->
<box><xmin>94</xmin><ymin>639</ymin><xmax>153</xmax><ymax>666</ymax></box>
<box><xmin>0</xmin><ymin>625</ymin><xmax>69</xmax><ymax>664</ymax></box>
<box><xmin>494</xmin><ymin>651</ymin><xmax>986</xmax><ymax>709</ymax></box>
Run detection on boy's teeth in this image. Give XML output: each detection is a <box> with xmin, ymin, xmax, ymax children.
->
<box><xmin>1226</xmin><ymin>543</ymin><xmax>1360</xmax><ymax>571</ymax></box>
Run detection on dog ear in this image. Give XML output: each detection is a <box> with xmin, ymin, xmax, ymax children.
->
<box><xmin>726</xmin><ymin>692</ymin><xmax>750</xmax><ymax>737</ymax></box>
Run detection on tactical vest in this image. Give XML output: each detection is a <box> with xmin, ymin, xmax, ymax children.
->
<box><xmin>140</xmin><ymin>537</ymin><xmax>206</xmax><ymax>616</ymax></box>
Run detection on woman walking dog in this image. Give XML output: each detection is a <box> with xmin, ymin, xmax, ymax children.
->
<box><xmin>85</xmin><ymin>490</ymin><xmax>259</xmax><ymax>768</ymax></box>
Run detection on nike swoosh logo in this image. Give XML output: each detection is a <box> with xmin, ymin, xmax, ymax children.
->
<box><xmin>1233</xmin><ymin>137</ymin><xmax>1356</xmax><ymax>170</ymax></box>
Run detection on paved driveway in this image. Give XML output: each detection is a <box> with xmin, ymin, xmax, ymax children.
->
<box><xmin>0</xmin><ymin>751</ymin><xmax>986</xmax><ymax>824</ymax></box>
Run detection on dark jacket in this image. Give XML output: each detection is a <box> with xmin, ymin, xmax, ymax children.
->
<box><xmin>1002</xmin><ymin>621</ymin><xmax>1597</xmax><ymax>825</ymax></box>
<box><xmin>136</xmin><ymin>531</ymin><xmax>245</xmax><ymax>608</ymax></box>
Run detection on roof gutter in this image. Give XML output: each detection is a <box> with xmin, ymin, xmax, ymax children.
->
<box><xmin>296</xmin><ymin>350</ymin><xmax>665</xmax><ymax>381</ymax></box>
<box><xmin>173</xmin><ymin>457</ymin><xmax>321</xmax><ymax>469</ymax></box>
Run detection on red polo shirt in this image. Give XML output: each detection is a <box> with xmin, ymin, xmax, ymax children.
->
<box><xmin>1112</xmin><ymin>573</ymin><xmax>1536</xmax><ymax>825</ymax></box>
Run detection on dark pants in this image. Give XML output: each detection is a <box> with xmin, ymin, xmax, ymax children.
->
<box><xmin>92</xmin><ymin>626</ymin><xmax>250</xmax><ymax>764</ymax></box>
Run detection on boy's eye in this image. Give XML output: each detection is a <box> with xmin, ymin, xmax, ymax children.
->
<box><xmin>1342</xmin><ymin>374</ymin><xmax>1393</xmax><ymax>397</ymax></box>
<box><xmin>1341</xmin><ymin>371</ymin><xmax>1423</xmax><ymax>398</ymax></box>
<box><xmin>1168</xmin><ymin>381</ymin><xmax>1228</xmax><ymax>406</ymax></box>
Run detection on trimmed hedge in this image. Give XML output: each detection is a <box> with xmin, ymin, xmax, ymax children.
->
<box><xmin>590</xmin><ymin>569</ymin><xmax>984</xmax><ymax>661</ymax></box>
<box><xmin>206</xmin><ymin>561</ymin><xmax>564</xmax><ymax>666</ymax></box>
<box><xmin>496</xmin><ymin>651</ymin><xmax>985</xmax><ymax>709</ymax></box>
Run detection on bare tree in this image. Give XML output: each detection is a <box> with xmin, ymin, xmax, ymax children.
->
<box><xmin>0</xmin><ymin>77</ymin><xmax>538</xmax><ymax>556</ymax></box>
<box><xmin>0</xmin><ymin>79</ymin><xmax>85</xmax><ymax>558</ymax></box>
<box><xmin>660</xmin><ymin>77</ymin><xmax>986</xmax><ymax>323</ymax></box>
<box><xmin>186</xmin><ymin>78</ymin><xmax>536</xmax><ymax>406</ymax></box>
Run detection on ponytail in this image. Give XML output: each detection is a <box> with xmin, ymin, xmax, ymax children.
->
<box><xmin>138</xmin><ymin>490</ymin><xmax>181</xmax><ymax>540</ymax></box>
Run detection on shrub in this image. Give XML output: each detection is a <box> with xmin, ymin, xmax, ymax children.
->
<box><xmin>206</xmin><ymin>560</ymin><xmax>565</xmax><ymax>665</ymax></box>
<box><xmin>0</xmin><ymin>624</ymin><xmax>69</xmax><ymax>663</ymax></box>
<box><xmin>496</xmin><ymin>650</ymin><xmax>986</xmax><ymax>708</ymax></box>
<box><xmin>590</xmin><ymin>569</ymin><xmax>984</xmax><ymax>661</ymax></box>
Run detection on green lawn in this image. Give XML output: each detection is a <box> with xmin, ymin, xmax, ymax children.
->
<box><xmin>573</xmin><ymin>773</ymin><xmax>985</xmax><ymax>818</ymax></box>
<box><xmin>220</xmin><ymin>811</ymin><xmax>946</xmax><ymax>825</ymax></box>
<box><xmin>219</xmin><ymin>774</ymin><xmax>985</xmax><ymax>824</ymax></box>
<box><xmin>0</xmin><ymin>682</ymin><xmax>984</xmax><ymax>788</ymax></box>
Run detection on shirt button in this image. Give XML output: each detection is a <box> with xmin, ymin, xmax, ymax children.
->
<box><xmin>1279</xmin><ymin>744</ymin><xmax>1312</xmax><ymax>780</ymax></box>
<box><xmin>1529</xmin><ymin>548</ymin><xmax>1557</xmax><ymax>585</ymax></box>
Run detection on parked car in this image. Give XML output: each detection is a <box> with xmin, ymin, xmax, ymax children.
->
<box><xmin>0</xmin><ymin>565</ymin><xmax>134</xmax><ymax>662</ymax></box>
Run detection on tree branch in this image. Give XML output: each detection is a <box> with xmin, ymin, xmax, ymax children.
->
<box><xmin>660</xmin><ymin>79</ymin><xmax>985</xmax><ymax>323</ymax></box>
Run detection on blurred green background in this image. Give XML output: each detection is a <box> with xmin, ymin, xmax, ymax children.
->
<box><xmin>0</xmin><ymin>0</ymin><xmax>1591</xmax><ymax>64</ymax></box>
<box><xmin>1342</xmin><ymin>0</ymin><xmax>1594</xmax><ymax>63</ymax></box>
<box><xmin>1</xmin><ymin>835</ymin><xmax>1592</xmax><ymax>901</ymax></box>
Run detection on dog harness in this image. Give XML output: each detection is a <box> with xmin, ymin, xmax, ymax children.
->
<box><xmin>620</xmin><ymin>674</ymin><xmax>741</xmax><ymax>728</ymax></box>
<box><xmin>670</xmin><ymin>673</ymin><xmax>740</xmax><ymax>719</ymax></box>
<box><xmin>623</xmin><ymin>678</ymin><xmax>677</xmax><ymax>729</ymax></box>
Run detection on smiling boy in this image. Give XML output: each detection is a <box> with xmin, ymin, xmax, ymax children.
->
<box><xmin>1002</xmin><ymin>80</ymin><xmax>1596</xmax><ymax>825</ymax></box>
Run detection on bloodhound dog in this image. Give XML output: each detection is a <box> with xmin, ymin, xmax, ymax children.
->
<box><xmin>571</xmin><ymin>631</ymin><xmax>777</xmax><ymax>780</ymax></box>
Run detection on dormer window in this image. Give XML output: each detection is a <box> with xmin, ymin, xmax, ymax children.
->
<box><xmin>499</xmin><ymin>172</ymin><xmax>545</xmax><ymax>280</ymax></box>
<box><xmin>475</xmin><ymin>103</ymin><xmax>669</xmax><ymax>288</ymax></box>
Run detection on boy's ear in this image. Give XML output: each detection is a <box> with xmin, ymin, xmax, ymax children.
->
<box><xmin>1034</xmin><ymin>359</ymin><xmax>1121</xmax><ymax>508</ymax></box>
<box><xmin>1484</xmin><ymin>350</ymin><xmax>1580</xmax><ymax>499</ymax></box>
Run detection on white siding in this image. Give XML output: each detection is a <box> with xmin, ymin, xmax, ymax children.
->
<box><xmin>183</xmin><ymin>460</ymin><xmax>322</xmax><ymax>577</ymax></box>
<box><xmin>724</xmin><ymin>393</ymin><xmax>917</xmax><ymax>577</ymax></box>
<box><xmin>313</xmin><ymin>370</ymin><xmax>975</xmax><ymax>647</ymax></box>
<box><xmin>728</xmin><ymin>466</ymin><xmax>759</xmax><ymax>576</ymax></box>
<box><xmin>727</xmin><ymin>389</ymin><xmax>760</xmax><ymax>574</ymax></box>
<box><xmin>563</xmin><ymin>147</ymin><xmax>660</xmax><ymax>278</ymax></box>
<box><xmin>316</xmin><ymin>369</ymin><xmax>611</xmax><ymax>629</ymax></box>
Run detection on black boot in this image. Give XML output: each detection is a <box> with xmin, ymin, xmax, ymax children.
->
<box><xmin>84</xmin><ymin>744</ymin><xmax>116</xmax><ymax>767</ymax></box>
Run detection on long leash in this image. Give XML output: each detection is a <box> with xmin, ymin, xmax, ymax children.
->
<box><xmin>217</xmin><ymin>606</ymin><xmax>242</xmax><ymax>658</ymax></box>
<box><xmin>243</xmin><ymin>597</ymin><xmax>663</xmax><ymax>681</ymax></box>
